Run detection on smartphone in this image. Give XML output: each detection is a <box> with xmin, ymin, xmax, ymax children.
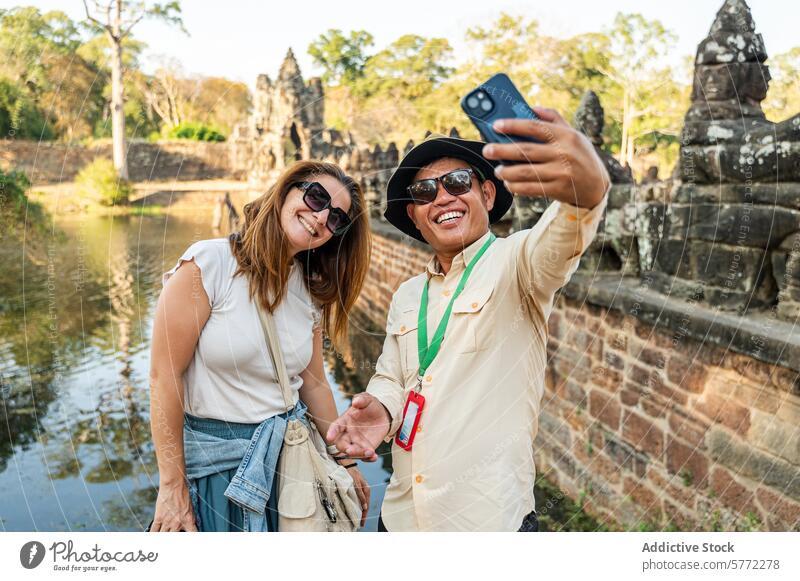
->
<box><xmin>460</xmin><ymin>73</ymin><xmax>541</xmax><ymax>153</ymax></box>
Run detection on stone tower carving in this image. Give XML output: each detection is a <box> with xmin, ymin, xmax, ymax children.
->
<box><xmin>641</xmin><ymin>0</ymin><xmax>800</xmax><ymax>318</ymax></box>
<box><xmin>248</xmin><ymin>48</ymin><xmax>326</xmax><ymax>181</ymax></box>
<box><xmin>574</xmin><ymin>90</ymin><xmax>633</xmax><ymax>185</ymax></box>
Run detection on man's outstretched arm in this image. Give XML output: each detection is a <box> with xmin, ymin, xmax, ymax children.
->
<box><xmin>482</xmin><ymin>108</ymin><xmax>610</xmax><ymax>321</ymax></box>
<box><xmin>327</xmin><ymin>300</ymin><xmax>406</xmax><ymax>461</ymax></box>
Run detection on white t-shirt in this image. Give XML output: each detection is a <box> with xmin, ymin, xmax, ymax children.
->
<box><xmin>162</xmin><ymin>238</ymin><xmax>321</xmax><ymax>423</ymax></box>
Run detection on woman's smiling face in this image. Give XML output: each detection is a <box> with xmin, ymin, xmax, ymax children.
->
<box><xmin>279</xmin><ymin>174</ymin><xmax>353</xmax><ymax>256</ymax></box>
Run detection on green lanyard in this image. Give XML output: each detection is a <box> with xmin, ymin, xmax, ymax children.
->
<box><xmin>417</xmin><ymin>233</ymin><xmax>495</xmax><ymax>388</ymax></box>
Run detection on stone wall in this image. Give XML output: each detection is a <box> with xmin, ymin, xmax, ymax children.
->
<box><xmin>361</xmin><ymin>226</ymin><xmax>800</xmax><ymax>531</ymax></box>
<box><xmin>544</xmin><ymin>281</ymin><xmax>800</xmax><ymax>532</ymax></box>
<box><xmin>0</xmin><ymin>139</ymin><xmax>245</xmax><ymax>184</ymax></box>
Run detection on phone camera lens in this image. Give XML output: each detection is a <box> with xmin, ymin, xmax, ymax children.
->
<box><xmin>467</xmin><ymin>96</ymin><xmax>479</xmax><ymax>109</ymax></box>
<box><xmin>480</xmin><ymin>99</ymin><xmax>492</xmax><ymax>112</ymax></box>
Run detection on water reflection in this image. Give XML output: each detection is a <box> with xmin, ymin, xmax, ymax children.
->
<box><xmin>0</xmin><ymin>212</ymin><xmax>389</xmax><ymax>531</ymax></box>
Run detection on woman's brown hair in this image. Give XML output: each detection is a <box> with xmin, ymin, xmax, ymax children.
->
<box><xmin>229</xmin><ymin>160</ymin><xmax>371</xmax><ymax>350</ymax></box>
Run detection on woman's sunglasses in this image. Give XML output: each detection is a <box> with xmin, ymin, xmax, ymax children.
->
<box><xmin>406</xmin><ymin>167</ymin><xmax>482</xmax><ymax>205</ymax></box>
<box><xmin>293</xmin><ymin>181</ymin><xmax>352</xmax><ymax>236</ymax></box>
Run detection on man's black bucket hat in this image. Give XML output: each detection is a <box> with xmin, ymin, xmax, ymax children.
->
<box><xmin>384</xmin><ymin>136</ymin><xmax>513</xmax><ymax>243</ymax></box>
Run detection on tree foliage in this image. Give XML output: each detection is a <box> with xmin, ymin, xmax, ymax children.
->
<box><xmin>308</xmin><ymin>29</ymin><xmax>374</xmax><ymax>85</ymax></box>
<box><xmin>308</xmin><ymin>13</ymin><xmax>700</xmax><ymax>178</ymax></box>
<box><xmin>763</xmin><ymin>47</ymin><xmax>800</xmax><ymax>123</ymax></box>
<box><xmin>0</xmin><ymin>5</ymin><xmax>248</xmax><ymax>143</ymax></box>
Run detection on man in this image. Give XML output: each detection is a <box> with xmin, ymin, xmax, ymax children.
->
<box><xmin>328</xmin><ymin>108</ymin><xmax>610</xmax><ymax>531</ymax></box>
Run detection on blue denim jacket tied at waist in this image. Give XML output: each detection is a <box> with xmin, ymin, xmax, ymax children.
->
<box><xmin>183</xmin><ymin>400</ymin><xmax>308</xmax><ymax>532</ymax></box>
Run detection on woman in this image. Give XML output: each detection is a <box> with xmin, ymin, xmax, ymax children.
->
<box><xmin>148</xmin><ymin>160</ymin><xmax>371</xmax><ymax>532</ymax></box>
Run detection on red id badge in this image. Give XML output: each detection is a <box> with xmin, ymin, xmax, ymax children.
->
<box><xmin>395</xmin><ymin>390</ymin><xmax>425</xmax><ymax>451</ymax></box>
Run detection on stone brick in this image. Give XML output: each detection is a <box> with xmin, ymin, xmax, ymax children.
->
<box><xmin>637</xmin><ymin>346</ymin><xmax>667</xmax><ymax>370</ymax></box>
<box><xmin>555</xmin><ymin>352</ymin><xmax>592</xmax><ymax>384</ymax></box>
<box><xmin>666</xmin><ymin>436</ymin><xmax>709</xmax><ymax>489</ymax></box>
<box><xmin>620</xmin><ymin>386</ymin><xmax>640</xmax><ymax>406</ymax></box>
<box><xmin>707</xmin><ymin>370</ymin><xmax>785</xmax><ymax>415</ymax></box>
<box><xmin>592</xmin><ymin>366</ymin><xmax>623</xmax><ymax>393</ymax></box>
<box><xmin>708</xmin><ymin>427</ymin><xmax>800</xmax><ymax>502</ymax></box>
<box><xmin>537</xmin><ymin>410</ymin><xmax>572</xmax><ymax>450</ymax></box>
<box><xmin>634</xmin><ymin>318</ymin><xmax>656</xmax><ymax>340</ymax></box>
<box><xmin>755</xmin><ymin>487</ymin><xmax>800</xmax><ymax>531</ymax></box>
<box><xmin>602</xmin><ymin>307</ymin><xmax>626</xmax><ymax>330</ymax></box>
<box><xmin>589</xmin><ymin>389</ymin><xmax>621</xmax><ymax>431</ymax></box>
<box><xmin>548</xmin><ymin>311</ymin><xmax>562</xmax><ymax>338</ymax></box>
<box><xmin>627</xmin><ymin>364</ymin><xmax>685</xmax><ymax>407</ymax></box>
<box><xmin>650</xmin><ymin>372</ymin><xmax>689</xmax><ymax>406</ymax></box>
<box><xmin>561</xmin><ymin>378</ymin><xmax>587</xmax><ymax>409</ymax></box>
<box><xmin>607</xmin><ymin>329</ymin><xmax>629</xmax><ymax>353</ymax></box>
<box><xmin>623</xmin><ymin>476</ymin><xmax>663</xmax><ymax>522</ymax></box>
<box><xmin>640</xmin><ymin>396</ymin><xmax>668</xmax><ymax>419</ymax></box>
<box><xmin>666</xmin><ymin>356</ymin><xmax>708</xmax><ymax>394</ymax></box>
<box><xmin>770</xmin><ymin>366</ymin><xmax>800</xmax><ymax>397</ymax></box>
<box><xmin>564</xmin><ymin>406</ymin><xmax>591</xmax><ymax>432</ymax></box>
<box><xmin>662</xmin><ymin>499</ymin><xmax>695</xmax><ymax>531</ymax></box>
<box><xmin>648</xmin><ymin>465</ymin><xmax>697</xmax><ymax>511</ymax></box>
<box><xmin>694</xmin><ymin>392</ymin><xmax>751</xmax><ymax>436</ymax></box>
<box><xmin>603</xmin><ymin>350</ymin><xmax>626</xmax><ymax>371</ymax></box>
<box><xmin>568</xmin><ymin>328</ymin><xmax>603</xmax><ymax>360</ymax></box>
<box><xmin>584</xmin><ymin>314</ymin><xmax>605</xmax><ymax>338</ymax></box>
<box><xmin>730</xmin><ymin>354</ymin><xmax>773</xmax><ymax>388</ymax></box>
<box><xmin>622</xmin><ymin>410</ymin><xmax>664</xmax><ymax>458</ymax></box>
<box><xmin>604</xmin><ymin>433</ymin><xmax>648</xmax><ymax>478</ymax></box>
<box><xmin>667</xmin><ymin>409</ymin><xmax>709</xmax><ymax>449</ymax></box>
<box><xmin>747</xmin><ymin>409</ymin><xmax>800</xmax><ymax>466</ymax></box>
<box><xmin>588</xmin><ymin>450</ymin><xmax>622</xmax><ymax>486</ymax></box>
<box><xmin>709</xmin><ymin>466</ymin><xmax>759</xmax><ymax>517</ymax></box>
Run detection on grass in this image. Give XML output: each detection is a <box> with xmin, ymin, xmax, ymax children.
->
<box><xmin>533</xmin><ymin>475</ymin><xmax>611</xmax><ymax>531</ymax></box>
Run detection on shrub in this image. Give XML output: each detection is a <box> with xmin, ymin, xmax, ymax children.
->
<box><xmin>75</xmin><ymin>158</ymin><xmax>132</xmax><ymax>206</ymax></box>
<box><xmin>164</xmin><ymin>121</ymin><xmax>226</xmax><ymax>142</ymax></box>
<box><xmin>0</xmin><ymin>78</ymin><xmax>54</xmax><ymax>140</ymax></box>
<box><xmin>0</xmin><ymin>168</ymin><xmax>31</xmax><ymax>212</ymax></box>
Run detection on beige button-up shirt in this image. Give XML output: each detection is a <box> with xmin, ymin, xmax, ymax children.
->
<box><xmin>367</xmin><ymin>191</ymin><xmax>608</xmax><ymax>531</ymax></box>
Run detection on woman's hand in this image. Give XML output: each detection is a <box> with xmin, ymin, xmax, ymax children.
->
<box><xmin>346</xmin><ymin>465</ymin><xmax>370</xmax><ymax>529</ymax></box>
<box><xmin>150</xmin><ymin>480</ymin><xmax>198</xmax><ymax>532</ymax></box>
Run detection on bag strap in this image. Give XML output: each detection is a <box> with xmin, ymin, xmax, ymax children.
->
<box><xmin>255</xmin><ymin>301</ymin><xmax>294</xmax><ymax>413</ymax></box>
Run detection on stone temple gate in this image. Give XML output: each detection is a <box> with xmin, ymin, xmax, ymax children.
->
<box><xmin>231</xmin><ymin>0</ymin><xmax>800</xmax><ymax>531</ymax></box>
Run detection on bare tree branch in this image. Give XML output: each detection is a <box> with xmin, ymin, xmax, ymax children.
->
<box><xmin>120</xmin><ymin>12</ymin><xmax>145</xmax><ymax>39</ymax></box>
<box><xmin>82</xmin><ymin>0</ymin><xmax>111</xmax><ymax>34</ymax></box>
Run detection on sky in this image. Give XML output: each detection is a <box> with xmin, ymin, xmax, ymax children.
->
<box><xmin>4</xmin><ymin>0</ymin><xmax>795</xmax><ymax>89</ymax></box>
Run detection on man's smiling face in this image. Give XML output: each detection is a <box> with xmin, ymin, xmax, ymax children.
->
<box><xmin>406</xmin><ymin>157</ymin><xmax>496</xmax><ymax>256</ymax></box>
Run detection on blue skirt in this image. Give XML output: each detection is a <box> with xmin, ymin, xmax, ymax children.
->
<box><xmin>184</xmin><ymin>413</ymin><xmax>281</xmax><ymax>532</ymax></box>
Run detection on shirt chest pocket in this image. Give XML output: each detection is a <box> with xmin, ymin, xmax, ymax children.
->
<box><xmin>388</xmin><ymin>280</ymin><xmax>496</xmax><ymax>377</ymax></box>
<box><xmin>387</xmin><ymin>309</ymin><xmax>421</xmax><ymax>380</ymax></box>
<box><xmin>450</xmin><ymin>281</ymin><xmax>495</xmax><ymax>354</ymax></box>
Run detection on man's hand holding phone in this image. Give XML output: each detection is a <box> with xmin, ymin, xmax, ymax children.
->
<box><xmin>483</xmin><ymin>107</ymin><xmax>609</xmax><ymax>209</ymax></box>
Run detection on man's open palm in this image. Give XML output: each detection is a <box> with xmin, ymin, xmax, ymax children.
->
<box><xmin>327</xmin><ymin>394</ymin><xmax>390</xmax><ymax>462</ymax></box>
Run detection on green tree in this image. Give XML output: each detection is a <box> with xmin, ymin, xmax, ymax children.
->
<box><xmin>0</xmin><ymin>78</ymin><xmax>53</xmax><ymax>139</ymax></box>
<box><xmin>82</xmin><ymin>1</ymin><xmax>186</xmax><ymax>179</ymax></box>
<box><xmin>763</xmin><ymin>47</ymin><xmax>800</xmax><ymax>122</ymax></box>
<box><xmin>357</xmin><ymin>34</ymin><xmax>454</xmax><ymax>100</ymax></box>
<box><xmin>600</xmin><ymin>13</ymin><xmax>680</xmax><ymax>167</ymax></box>
<box><xmin>308</xmin><ymin>29</ymin><xmax>374</xmax><ymax>86</ymax></box>
<box><xmin>0</xmin><ymin>7</ymin><xmax>104</xmax><ymax>140</ymax></box>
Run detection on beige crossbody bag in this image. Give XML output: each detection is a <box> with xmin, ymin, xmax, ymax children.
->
<box><xmin>256</xmin><ymin>303</ymin><xmax>362</xmax><ymax>532</ymax></box>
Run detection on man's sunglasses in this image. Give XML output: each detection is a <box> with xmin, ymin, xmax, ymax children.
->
<box><xmin>293</xmin><ymin>181</ymin><xmax>352</xmax><ymax>236</ymax></box>
<box><xmin>406</xmin><ymin>168</ymin><xmax>483</xmax><ymax>205</ymax></box>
